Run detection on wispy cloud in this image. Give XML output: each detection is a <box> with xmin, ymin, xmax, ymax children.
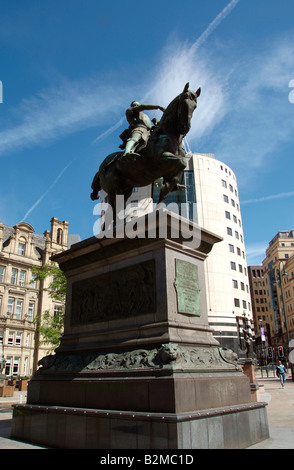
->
<box><xmin>92</xmin><ymin>0</ymin><xmax>240</xmax><ymax>145</ymax></box>
<box><xmin>20</xmin><ymin>159</ymin><xmax>75</xmax><ymax>222</ymax></box>
<box><xmin>245</xmin><ymin>242</ymin><xmax>267</xmax><ymax>265</ymax></box>
<box><xmin>241</xmin><ymin>190</ymin><xmax>294</xmax><ymax>205</ymax></box>
<box><xmin>0</xmin><ymin>78</ymin><xmax>127</xmax><ymax>156</ymax></box>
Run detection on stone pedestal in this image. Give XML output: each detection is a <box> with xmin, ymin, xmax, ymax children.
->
<box><xmin>240</xmin><ymin>359</ymin><xmax>260</xmax><ymax>402</ymax></box>
<box><xmin>11</xmin><ymin>210</ymin><xmax>269</xmax><ymax>448</ymax></box>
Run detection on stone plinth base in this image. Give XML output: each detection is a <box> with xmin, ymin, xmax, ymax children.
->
<box><xmin>11</xmin><ymin>211</ymin><xmax>269</xmax><ymax>449</ymax></box>
<box><xmin>12</xmin><ymin>401</ymin><xmax>269</xmax><ymax>449</ymax></box>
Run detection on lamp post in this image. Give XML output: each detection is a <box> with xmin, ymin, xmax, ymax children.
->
<box><xmin>258</xmin><ymin>319</ymin><xmax>267</xmax><ymax>366</ymax></box>
<box><xmin>273</xmin><ymin>263</ymin><xmax>294</xmax><ymax>382</ymax></box>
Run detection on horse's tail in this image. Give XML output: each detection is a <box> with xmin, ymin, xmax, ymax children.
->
<box><xmin>90</xmin><ymin>170</ymin><xmax>101</xmax><ymax>200</ymax></box>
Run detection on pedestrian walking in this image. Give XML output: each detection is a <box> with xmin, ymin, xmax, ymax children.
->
<box><xmin>276</xmin><ymin>360</ymin><xmax>287</xmax><ymax>388</ymax></box>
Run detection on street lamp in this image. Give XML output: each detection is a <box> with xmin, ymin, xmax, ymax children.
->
<box><xmin>273</xmin><ymin>263</ymin><xmax>294</xmax><ymax>382</ymax></box>
<box><xmin>258</xmin><ymin>319</ymin><xmax>267</xmax><ymax>366</ymax></box>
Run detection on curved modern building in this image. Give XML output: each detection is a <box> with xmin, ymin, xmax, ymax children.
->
<box><xmin>189</xmin><ymin>153</ymin><xmax>252</xmax><ymax>353</ymax></box>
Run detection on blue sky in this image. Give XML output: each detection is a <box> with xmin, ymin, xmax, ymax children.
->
<box><xmin>0</xmin><ymin>0</ymin><xmax>294</xmax><ymax>266</ymax></box>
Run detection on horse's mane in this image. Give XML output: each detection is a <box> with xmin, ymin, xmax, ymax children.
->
<box><xmin>158</xmin><ymin>94</ymin><xmax>181</xmax><ymax>131</ymax></box>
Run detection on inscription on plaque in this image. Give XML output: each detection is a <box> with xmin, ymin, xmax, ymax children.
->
<box><xmin>174</xmin><ymin>259</ymin><xmax>201</xmax><ymax>316</ymax></box>
<box><xmin>71</xmin><ymin>260</ymin><xmax>156</xmax><ymax>325</ymax></box>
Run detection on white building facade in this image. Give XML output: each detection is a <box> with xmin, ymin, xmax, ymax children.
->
<box><xmin>190</xmin><ymin>153</ymin><xmax>252</xmax><ymax>353</ymax></box>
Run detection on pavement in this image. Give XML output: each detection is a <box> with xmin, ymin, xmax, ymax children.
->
<box><xmin>0</xmin><ymin>377</ymin><xmax>293</xmax><ymax>450</ymax></box>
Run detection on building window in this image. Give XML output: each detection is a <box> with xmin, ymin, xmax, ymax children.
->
<box><xmin>13</xmin><ymin>357</ymin><xmax>20</xmax><ymax>376</ymax></box>
<box><xmin>223</xmin><ymin>194</ymin><xmax>229</xmax><ymax>203</ymax></box>
<box><xmin>232</xmin><ymin>280</ymin><xmax>238</xmax><ymax>289</ymax></box>
<box><xmin>225</xmin><ymin>211</ymin><xmax>231</xmax><ymax>219</ymax></box>
<box><xmin>54</xmin><ymin>305</ymin><xmax>63</xmax><ymax>316</ymax></box>
<box><xmin>231</xmin><ymin>261</ymin><xmax>236</xmax><ymax>270</ymax></box>
<box><xmin>7</xmin><ymin>299</ymin><xmax>14</xmax><ymax>318</ymax></box>
<box><xmin>229</xmin><ymin>244</ymin><xmax>234</xmax><ymax>253</ymax></box>
<box><xmin>17</xmin><ymin>242</ymin><xmax>26</xmax><ymax>256</ymax></box>
<box><xmin>19</xmin><ymin>270</ymin><xmax>26</xmax><ymax>287</ymax></box>
<box><xmin>15</xmin><ymin>333</ymin><xmax>22</xmax><ymax>346</ymax></box>
<box><xmin>30</xmin><ymin>273</ymin><xmax>37</xmax><ymax>289</ymax></box>
<box><xmin>0</xmin><ymin>266</ymin><xmax>5</xmax><ymax>282</ymax></box>
<box><xmin>28</xmin><ymin>303</ymin><xmax>35</xmax><ymax>322</ymax></box>
<box><xmin>5</xmin><ymin>357</ymin><xmax>12</xmax><ymax>376</ymax></box>
<box><xmin>57</xmin><ymin>228</ymin><xmax>63</xmax><ymax>244</ymax></box>
<box><xmin>15</xmin><ymin>300</ymin><xmax>23</xmax><ymax>320</ymax></box>
<box><xmin>227</xmin><ymin>227</ymin><xmax>232</xmax><ymax>236</ymax></box>
<box><xmin>234</xmin><ymin>298</ymin><xmax>240</xmax><ymax>307</ymax></box>
<box><xmin>7</xmin><ymin>332</ymin><xmax>14</xmax><ymax>345</ymax></box>
<box><xmin>10</xmin><ymin>268</ymin><xmax>18</xmax><ymax>285</ymax></box>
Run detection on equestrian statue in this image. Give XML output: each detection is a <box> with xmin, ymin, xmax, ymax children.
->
<box><xmin>90</xmin><ymin>83</ymin><xmax>201</xmax><ymax>215</ymax></box>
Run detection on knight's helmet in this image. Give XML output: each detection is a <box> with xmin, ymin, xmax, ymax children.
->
<box><xmin>130</xmin><ymin>101</ymin><xmax>140</xmax><ymax>107</ymax></box>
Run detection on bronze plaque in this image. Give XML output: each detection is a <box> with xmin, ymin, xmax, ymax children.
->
<box><xmin>70</xmin><ymin>260</ymin><xmax>156</xmax><ymax>325</ymax></box>
<box><xmin>174</xmin><ymin>259</ymin><xmax>201</xmax><ymax>316</ymax></box>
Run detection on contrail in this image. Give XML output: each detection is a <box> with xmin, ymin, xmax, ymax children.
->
<box><xmin>21</xmin><ymin>160</ymin><xmax>74</xmax><ymax>222</ymax></box>
<box><xmin>190</xmin><ymin>0</ymin><xmax>240</xmax><ymax>54</ymax></box>
<box><xmin>92</xmin><ymin>0</ymin><xmax>240</xmax><ymax>145</ymax></box>
<box><xmin>241</xmin><ymin>190</ymin><xmax>294</xmax><ymax>205</ymax></box>
<box><xmin>92</xmin><ymin>117</ymin><xmax>124</xmax><ymax>144</ymax></box>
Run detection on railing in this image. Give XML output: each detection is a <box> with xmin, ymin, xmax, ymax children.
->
<box><xmin>255</xmin><ymin>364</ymin><xmax>277</xmax><ymax>378</ymax></box>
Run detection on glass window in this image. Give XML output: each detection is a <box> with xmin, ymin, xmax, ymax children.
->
<box><xmin>13</xmin><ymin>357</ymin><xmax>20</xmax><ymax>376</ymax></box>
<box><xmin>0</xmin><ymin>266</ymin><xmax>5</xmax><ymax>282</ymax></box>
<box><xmin>8</xmin><ymin>332</ymin><xmax>14</xmax><ymax>345</ymax></box>
<box><xmin>10</xmin><ymin>268</ymin><xmax>18</xmax><ymax>285</ymax></box>
<box><xmin>19</xmin><ymin>270</ymin><xmax>26</xmax><ymax>287</ymax></box>
<box><xmin>15</xmin><ymin>333</ymin><xmax>22</xmax><ymax>346</ymax></box>
<box><xmin>28</xmin><ymin>303</ymin><xmax>35</xmax><ymax>322</ymax></box>
<box><xmin>30</xmin><ymin>272</ymin><xmax>37</xmax><ymax>289</ymax></box>
<box><xmin>15</xmin><ymin>300</ymin><xmax>23</xmax><ymax>320</ymax></box>
<box><xmin>17</xmin><ymin>242</ymin><xmax>25</xmax><ymax>256</ymax></box>
<box><xmin>5</xmin><ymin>357</ymin><xmax>12</xmax><ymax>376</ymax></box>
<box><xmin>7</xmin><ymin>299</ymin><xmax>14</xmax><ymax>318</ymax></box>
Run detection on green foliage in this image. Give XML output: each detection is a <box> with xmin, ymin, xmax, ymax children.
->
<box><xmin>36</xmin><ymin>309</ymin><xmax>65</xmax><ymax>353</ymax></box>
<box><xmin>31</xmin><ymin>263</ymin><xmax>66</xmax><ymax>352</ymax></box>
<box><xmin>31</xmin><ymin>263</ymin><xmax>66</xmax><ymax>301</ymax></box>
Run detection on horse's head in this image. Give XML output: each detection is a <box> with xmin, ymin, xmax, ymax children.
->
<box><xmin>177</xmin><ymin>83</ymin><xmax>201</xmax><ymax>136</ymax></box>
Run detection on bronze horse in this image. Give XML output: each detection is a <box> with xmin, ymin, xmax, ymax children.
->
<box><xmin>90</xmin><ymin>83</ymin><xmax>200</xmax><ymax>214</ymax></box>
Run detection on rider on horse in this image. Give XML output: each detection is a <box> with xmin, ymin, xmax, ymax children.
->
<box><xmin>119</xmin><ymin>101</ymin><xmax>165</xmax><ymax>160</ymax></box>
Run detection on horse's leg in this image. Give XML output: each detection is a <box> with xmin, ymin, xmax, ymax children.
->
<box><xmin>157</xmin><ymin>158</ymin><xmax>186</xmax><ymax>204</ymax></box>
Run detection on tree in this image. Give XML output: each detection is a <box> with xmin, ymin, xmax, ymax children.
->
<box><xmin>31</xmin><ymin>263</ymin><xmax>66</xmax><ymax>353</ymax></box>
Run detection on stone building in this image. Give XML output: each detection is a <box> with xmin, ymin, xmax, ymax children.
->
<box><xmin>247</xmin><ymin>266</ymin><xmax>269</xmax><ymax>362</ymax></box>
<box><xmin>261</xmin><ymin>231</ymin><xmax>294</xmax><ymax>360</ymax></box>
<box><xmin>0</xmin><ymin>217</ymin><xmax>73</xmax><ymax>377</ymax></box>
